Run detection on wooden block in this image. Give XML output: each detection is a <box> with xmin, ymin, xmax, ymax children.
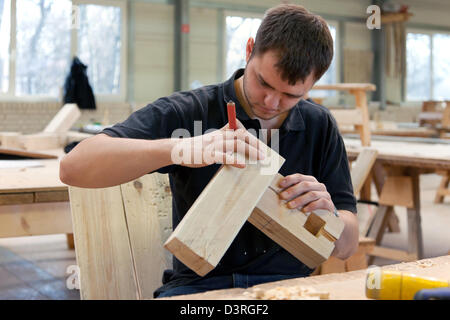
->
<box><xmin>120</xmin><ymin>174</ymin><xmax>172</xmax><ymax>299</ymax></box>
<box><xmin>69</xmin><ymin>185</ymin><xmax>139</xmax><ymax>299</ymax></box>
<box><xmin>248</xmin><ymin>173</ymin><xmax>345</xmax><ymax>269</ymax></box>
<box><xmin>43</xmin><ymin>103</ymin><xmax>81</xmax><ymax>133</ymax></box>
<box><xmin>20</xmin><ymin>133</ymin><xmax>62</xmax><ymax>151</ymax></box>
<box><xmin>0</xmin><ymin>202</ymin><xmax>72</xmax><ymax>237</ymax></box>
<box><xmin>164</xmin><ymin>147</ymin><xmax>285</xmax><ymax>276</ymax></box>
<box><xmin>379</xmin><ymin>176</ymin><xmax>414</xmax><ymax>208</ymax></box>
<box><xmin>330</xmin><ymin>109</ymin><xmax>363</xmax><ymax>126</ymax></box>
<box><xmin>65</xmin><ymin>131</ymin><xmax>93</xmax><ymax>144</ymax></box>
<box><xmin>320</xmin><ymin>256</ymin><xmax>346</xmax><ymax>274</ymax></box>
<box><xmin>248</xmin><ymin>174</ymin><xmax>344</xmax><ymax>268</ymax></box>
<box><xmin>66</xmin><ymin>233</ymin><xmax>75</xmax><ymax>249</ymax></box>
<box><xmin>0</xmin><ymin>132</ymin><xmax>23</xmax><ymax>149</ymax></box>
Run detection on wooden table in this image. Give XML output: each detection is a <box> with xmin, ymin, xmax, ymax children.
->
<box><xmin>0</xmin><ymin>149</ymin><xmax>73</xmax><ymax>248</ymax></box>
<box><xmin>344</xmin><ymin>138</ymin><xmax>450</xmax><ymax>263</ymax></box>
<box><xmin>161</xmin><ymin>255</ymin><xmax>450</xmax><ymax>300</ymax></box>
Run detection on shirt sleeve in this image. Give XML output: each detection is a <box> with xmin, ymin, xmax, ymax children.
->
<box><xmin>319</xmin><ymin>113</ymin><xmax>357</xmax><ymax>214</ymax></box>
<box><xmin>100</xmin><ymin>98</ymin><xmax>183</xmax><ymax>174</ymax></box>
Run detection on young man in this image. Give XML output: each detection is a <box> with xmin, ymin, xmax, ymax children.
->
<box><xmin>60</xmin><ymin>4</ymin><xmax>359</xmax><ymax>298</ymax></box>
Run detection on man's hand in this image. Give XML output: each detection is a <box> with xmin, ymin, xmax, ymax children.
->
<box><xmin>277</xmin><ymin>173</ymin><xmax>334</xmax><ymax>213</ymax></box>
<box><xmin>171</xmin><ymin>119</ymin><xmax>266</xmax><ymax>169</ymax></box>
<box><xmin>277</xmin><ymin>173</ymin><xmax>359</xmax><ymax>260</ymax></box>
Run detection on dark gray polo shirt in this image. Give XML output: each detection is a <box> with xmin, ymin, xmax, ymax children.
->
<box><xmin>101</xmin><ymin>69</ymin><xmax>357</xmax><ymax>295</ymax></box>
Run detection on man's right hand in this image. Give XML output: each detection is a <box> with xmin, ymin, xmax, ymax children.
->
<box><xmin>171</xmin><ymin>119</ymin><xmax>266</xmax><ymax>169</ymax></box>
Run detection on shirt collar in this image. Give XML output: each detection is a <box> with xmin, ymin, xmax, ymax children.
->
<box><xmin>222</xmin><ymin>68</ymin><xmax>305</xmax><ymax>132</ymax></box>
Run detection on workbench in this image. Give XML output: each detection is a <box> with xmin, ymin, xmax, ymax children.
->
<box><xmin>0</xmin><ymin>149</ymin><xmax>73</xmax><ymax>248</ymax></box>
<box><xmin>161</xmin><ymin>255</ymin><xmax>450</xmax><ymax>300</ymax></box>
<box><xmin>344</xmin><ymin>137</ymin><xmax>450</xmax><ymax>263</ymax></box>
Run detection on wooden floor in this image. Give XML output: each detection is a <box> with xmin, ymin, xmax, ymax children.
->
<box><xmin>0</xmin><ymin>173</ymin><xmax>448</xmax><ymax>300</ymax></box>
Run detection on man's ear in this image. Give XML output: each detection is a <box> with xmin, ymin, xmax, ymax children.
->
<box><xmin>245</xmin><ymin>37</ymin><xmax>255</xmax><ymax>63</ymax></box>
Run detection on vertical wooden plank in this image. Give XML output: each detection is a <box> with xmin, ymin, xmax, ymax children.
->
<box><xmin>352</xmin><ymin>89</ymin><xmax>372</xmax><ymax>201</ymax></box>
<box><xmin>367</xmin><ymin>206</ymin><xmax>393</xmax><ymax>265</ymax></box>
<box><xmin>120</xmin><ymin>174</ymin><xmax>172</xmax><ymax>299</ymax></box>
<box><xmin>406</xmin><ymin>168</ymin><xmax>424</xmax><ymax>260</ymax></box>
<box><xmin>350</xmin><ymin>147</ymin><xmax>378</xmax><ymax>195</ymax></box>
<box><xmin>352</xmin><ymin>89</ymin><xmax>371</xmax><ymax>147</ymax></box>
<box><xmin>69</xmin><ymin>186</ymin><xmax>139</xmax><ymax>300</ymax></box>
<box><xmin>434</xmin><ymin>171</ymin><xmax>449</xmax><ymax>204</ymax></box>
<box><xmin>66</xmin><ymin>233</ymin><xmax>75</xmax><ymax>249</ymax></box>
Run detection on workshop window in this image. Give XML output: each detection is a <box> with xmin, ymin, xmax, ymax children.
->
<box><xmin>406</xmin><ymin>30</ymin><xmax>450</xmax><ymax>101</ymax></box>
<box><xmin>225</xmin><ymin>15</ymin><xmax>338</xmax><ymax>97</ymax></box>
<box><xmin>0</xmin><ymin>0</ymin><xmax>126</xmax><ymax>100</ymax></box>
<box><xmin>77</xmin><ymin>4</ymin><xmax>122</xmax><ymax>95</ymax></box>
<box><xmin>15</xmin><ymin>0</ymin><xmax>72</xmax><ymax>96</ymax></box>
<box><xmin>0</xmin><ymin>0</ymin><xmax>11</xmax><ymax>93</ymax></box>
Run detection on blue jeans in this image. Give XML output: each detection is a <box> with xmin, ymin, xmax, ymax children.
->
<box><xmin>155</xmin><ymin>273</ymin><xmax>305</xmax><ymax>298</ymax></box>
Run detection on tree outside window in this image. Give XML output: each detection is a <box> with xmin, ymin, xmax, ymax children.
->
<box><xmin>406</xmin><ymin>30</ymin><xmax>450</xmax><ymax>101</ymax></box>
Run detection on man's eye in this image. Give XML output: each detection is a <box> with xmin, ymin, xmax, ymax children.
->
<box><xmin>259</xmin><ymin>78</ymin><xmax>268</xmax><ymax>87</ymax></box>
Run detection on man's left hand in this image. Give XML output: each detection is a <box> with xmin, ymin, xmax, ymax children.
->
<box><xmin>277</xmin><ymin>173</ymin><xmax>335</xmax><ymax>213</ymax></box>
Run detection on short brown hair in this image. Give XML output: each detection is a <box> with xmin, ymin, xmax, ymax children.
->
<box><xmin>251</xmin><ymin>4</ymin><xmax>333</xmax><ymax>84</ymax></box>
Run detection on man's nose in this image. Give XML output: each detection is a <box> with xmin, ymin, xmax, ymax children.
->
<box><xmin>264</xmin><ymin>92</ymin><xmax>280</xmax><ymax>109</ymax></box>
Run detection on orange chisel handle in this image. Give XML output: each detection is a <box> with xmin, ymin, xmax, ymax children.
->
<box><xmin>227</xmin><ymin>101</ymin><xmax>237</xmax><ymax>130</ymax></box>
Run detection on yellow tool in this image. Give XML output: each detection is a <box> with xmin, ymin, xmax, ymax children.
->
<box><xmin>365</xmin><ymin>269</ymin><xmax>450</xmax><ymax>300</ymax></box>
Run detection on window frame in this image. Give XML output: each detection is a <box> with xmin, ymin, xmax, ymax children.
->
<box><xmin>0</xmin><ymin>0</ymin><xmax>127</xmax><ymax>102</ymax></box>
<box><xmin>405</xmin><ymin>27</ymin><xmax>450</xmax><ymax>102</ymax></box>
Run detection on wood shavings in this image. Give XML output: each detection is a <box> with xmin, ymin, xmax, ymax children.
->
<box><xmin>243</xmin><ymin>286</ymin><xmax>330</xmax><ymax>300</ymax></box>
<box><xmin>416</xmin><ymin>259</ymin><xmax>435</xmax><ymax>268</ymax></box>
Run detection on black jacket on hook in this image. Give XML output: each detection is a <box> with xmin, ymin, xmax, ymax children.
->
<box><xmin>63</xmin><ymin>57</ymin><xmax>96</xmax><ymax>110</ymax></box>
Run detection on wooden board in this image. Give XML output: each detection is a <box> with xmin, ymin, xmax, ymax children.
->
<box><xmin>0</xmin><ymin>147</ymin><xmax>58</xmax><ymax>159</ymax></box>
<box><xmin>350</xmin><ymin>148</ymin><xmax>378</xmax><ymax>195</ymax></box>
<box><xmin>0</xmin><ymin>202</ymin><xmax>72</xmax><ymax>237</ymax></box>
<box><xmin>69</xmin><ymin>185</ymin><xmax>139</xmax><ymax>300</ymax></box>
<box><xmin>160</xmin><ymin>255</ymin><xmax>450</xmax><ymax>300</ymax></box>
<box><xmin>20</xmin><ymin>133</ymin><xmax>61</xmax><ymax>151</ymax></box>
<box><xmin>0</xmin><ymin>152</ymin><xmax>65</xmax><ymax>194</ymax></box>
<box><xmin>344</xmin><ymin>138</ymin><xmax>450</xmax><ymax>170</ymax></box>
<box><xmin>164</xmin><ymin>147</ymin><xmax>285</xmax><ymax>276</ymax></box>
<box><xmin>120</xmin><ymin>174</ymin><xmax>172</xmax><ymax>299</ymax></box>
<box><xmin>0</xmin><ymin>132</ymin><xmax>22</xmax><ymax>149</ymax></box>
<box><xmin>379</xmin><ymin>176</ymin><xmax>414</xmax><ymax>208</ymax></box>
<box><xmin>330</xmin><ymin>109</ymin><xmax>363</xmax><ymax>126</ymax></box>
<box><xmin>44</xmin><ymin>103</ymin><xmax>81</xmax><ymax>133</ymax></box>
